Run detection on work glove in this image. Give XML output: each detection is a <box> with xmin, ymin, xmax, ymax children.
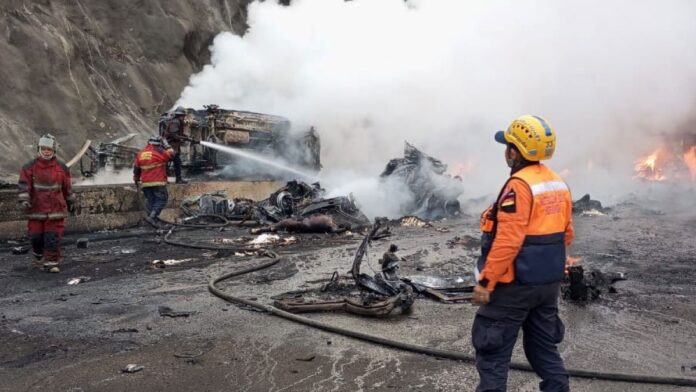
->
<box><xmin>19</xmin><ymin>200</ymin><xmax>31</xmax><ymax>211</ymax></box>
<box><xmin>134</xmin><ymin>179</ymin><xmax>141</xmax><ymax>188</ymax></box>
<box><xmin>67</xmin><ymin>199</ymin><xmax>77</xmax><ymax>214</ymax></box>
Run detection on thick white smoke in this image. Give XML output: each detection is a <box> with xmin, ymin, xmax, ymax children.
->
<box><xmin>177</xmin><ymin>0</ymin><xmax>696</xmax><ymax>210</ymax></box>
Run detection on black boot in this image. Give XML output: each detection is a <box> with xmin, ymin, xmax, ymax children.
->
<box><xmin>145</xmin><ymin>216</ymin><xmax>159</xmax><ymax>228</ymax></box>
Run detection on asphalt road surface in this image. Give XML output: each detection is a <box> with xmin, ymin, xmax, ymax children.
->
<box><xmin>1</xmin><ymin>201</ymin><xmax>695</xmax><ymax>391</ymax></box>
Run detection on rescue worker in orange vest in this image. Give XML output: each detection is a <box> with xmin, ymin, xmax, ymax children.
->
<box><xmin>18</xmin><ymin>134</ymin><xmax>76</xmax><ymax>273</ymax></box>
<box><xmin>472</xmin><ymin>115</ymin><xmax>574</xmax><ymax>392</ymax></box>
<box><xmin>133</xmin><ymin>136</ymin><xmax>175</xmax><ymax>227</ymax></box>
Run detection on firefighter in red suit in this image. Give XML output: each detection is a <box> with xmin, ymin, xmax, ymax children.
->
<box><xmin>133</xmin><ymin>135</ymin><xmax>175</xmax><ymax>227</ymax></box>
<box><xmin>18</xmin><ymin>134</ymin><xmax>76</xmax><ymax>273</ymax></box>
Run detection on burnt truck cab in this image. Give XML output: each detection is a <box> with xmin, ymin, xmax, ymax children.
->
<box><xmin>158</xmin><ymin>105</ymin><xmax>321</xmax><ymax>178</ymax></box>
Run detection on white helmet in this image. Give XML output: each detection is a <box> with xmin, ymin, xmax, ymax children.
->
<box><xmin>37</xmin><ymin>134</ymin><xmax>57</xmax><ymax>160</ymax></box>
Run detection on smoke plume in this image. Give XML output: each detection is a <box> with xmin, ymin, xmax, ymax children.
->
<box><xmin>177</xmin><ymin>0</ymin><xmax>696</xmax><ymax>210</ymax></box>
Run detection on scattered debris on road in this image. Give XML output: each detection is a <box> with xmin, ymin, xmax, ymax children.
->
<box><xmin>158</xmin><ymin>306</ymin><xmax>193</xmax><ymax>318</ymax></box>
<box><xmin>573</xmin><ymin>194</ymin><xmax>610</xmax><ymax>215</ymax></box>
<box><xmin>563</xmin><ymin>265</ymin><xmax>627</xmax><ymax>302</ymax></box>
<box><xmin>152</xmin><ymin>258</ymin><xmax>194</xmax><ymax>267</ymax></box>
<box><xmin>122</xmin><ymin>364</ymin><xmax>144</xmax><ymax>373</ymax></box>
<box><xmin>400</xmin><ymin>216</ymin><xmax>431</xmax><ymax>228</ymax></box>
<box><xmin>67</xmin><ymin>276</ymin><xmax>90</xmax><ymax>285</ymax></box>
<box><xmin>11</xmin><ymin>246</ymin><xmax>29</xmax><ymax>255</ymax></box>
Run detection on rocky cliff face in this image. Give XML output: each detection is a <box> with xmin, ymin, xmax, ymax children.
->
<box><xmin>0</xmin><ymin>0</ymin><xmax>249</xmax><ymax>179</ymax></box>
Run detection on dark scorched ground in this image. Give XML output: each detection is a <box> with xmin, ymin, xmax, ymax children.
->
<box><xmin>0</xmin><ymin>202</ymin><xmax>695</xmax><ymax>392</ymax></box>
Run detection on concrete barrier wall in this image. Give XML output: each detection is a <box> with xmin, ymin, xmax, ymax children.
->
<box><xmin>0</xmin><ymin>181</ymin><xmax>282</xmax><ymax>240</ymax></box>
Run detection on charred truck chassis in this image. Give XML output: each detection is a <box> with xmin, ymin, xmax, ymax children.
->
<box><xmin>159</xmin><ymin>105</ymin><xmax>321</xmax><ymax>177</ymax></box>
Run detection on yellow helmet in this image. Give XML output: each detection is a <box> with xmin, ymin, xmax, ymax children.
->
<box><xmin>494</xmin><ymin>115</ymin><xmax>556</xmax><ymax>161</ymax></box>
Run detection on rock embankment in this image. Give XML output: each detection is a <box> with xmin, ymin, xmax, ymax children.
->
<box><xmin>0</xmin><ymin>0</ymin><xmax>249</xmax><ymax>179</ymax></box>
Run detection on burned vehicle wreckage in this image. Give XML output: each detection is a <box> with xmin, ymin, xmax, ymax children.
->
<box><xmin>381</xmin><ymin>142</ymin><xmax>463</xmax><ymax>219</ymax></box>
<box><xmin>78</xmin><ymin>105</ymin><xmax>321</xmax><ymax>179</ymax></box>
<box><xmin>273</xmin><ymin>219</ymin><xmax>477</xmax><ymax>317</ymax></box>
<box><xmin>180</xmin><ymin>180</ymin><xmax>370</xmax><ymax>232</ymax></box>
<box><xmin>159</xmin><ymin>105</ymin><xmax>321</xmax><ymax>178</ymax></box>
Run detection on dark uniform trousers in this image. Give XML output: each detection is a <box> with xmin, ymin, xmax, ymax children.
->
<box><xmin>472</xmin><ymin>282</ymin><xmax>569</xmax><ymax>392</ymax></box>
<box><xmin>142</xmin><ymin>186</ymin><xmax>168</xmax><ymax>219</ymax></box>
<box><xmin>28</xmin><ymin>219</ymin><xmax>65</xmax><ymax>261</ymax></box>
<box><xmin>170</xmin><ymin>142</ymin><xmax>183</xmax><ymax>180</ymax></box>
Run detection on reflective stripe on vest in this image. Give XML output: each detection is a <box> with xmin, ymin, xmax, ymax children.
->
<box><xmin>513</xmin><ymin>166</ymin><xmax>571</xmax><ymax>236</ymax></box>
<box><xmin>529</xmin><ymin>181</ymin><xmax>568</xmax><ymax>196</ymax></box>
<box><xmin>510</xmin><ymin>164</ymin><xmax>572</xmax><ymax>284</ymax></box>
<box><xmin>26</xmin><ymin>211</ymin><xmax>68</xmax><ymax>220</ymax></box>
<box><xmin>140</xmin><ymin>162</ymin><xmax>167</xmax><ymax>171</ymax></box>
<box><xmin>34</xmin><ymin>183</ymin><xmax>63</xmax><ymax>190</ymax></box>
<box><xmin>141</xmin><ymin>181</ymin><xmax>167</xmax><ymax>187</ymax></box>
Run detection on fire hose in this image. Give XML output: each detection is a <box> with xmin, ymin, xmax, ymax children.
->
<box><xmin>159</xmin><ymin>214</ymin><xmax>229</xmax><ymax>229</ymax></box>
<box><xmin>208</xmin><ymin>254</ymin><xmax>696</xmax><ymax>388</ymax></box>
<box><xmin>163</xmin><ymin>226</ymin><xmax>263</xmax><ymax>252</ymax></box>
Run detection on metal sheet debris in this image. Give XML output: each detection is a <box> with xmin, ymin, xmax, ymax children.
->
<box><xmin>11</xmin><ymin>246</ymin><xmax>29</xmax><ymax>255</ymax></box>
<box><xmin>122</xmin><ymin>364</ymin><xmax>144</xmax><ymax>373</ymax></box>
<box><xmin>381</xmin><ymin>142</ymin><xmax>463</xmax><ymax>219</ymax></box>
<box><xmin>405</xmin><ymin>275</ymin><xmax>473</xmax><ymax>290</ymax></box>
<box><xmin>580</xmin><ymin>209</ymin><xmax>606</xmax><ymax>217</ymax></box>
<box><xmin>573</xmin><ymin>194</ymin><xmax>610</xmax><ymax>215</ymax></box>
<box><xmin>67</xmin><ymin>276</ymin><xmax>91</xmax><ymax>285</ymax></box>
<box><xmin>152</xmin><ymin>258</ymin><xmax>194</xmax><ymax>266</ymax></box>
<box><xmin>248</xmin><ymin>234</ymin><xmax>280</xmax><ymax>245</ymax></box>
<box><xmin>274</xmin><ymin>288</ymin><xmax>414</xmax><ymax>317</ymax></box>
<box><xmin>400</xmin><ymin>216</ymin><xmax>431</xmax><ymax>228</ymax></box>
<box><xmin>158</xmin><ymin>306</ymin><xmax>193</xmax><ymax>318</ymax></box>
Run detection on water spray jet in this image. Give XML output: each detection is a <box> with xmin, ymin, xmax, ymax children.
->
<box><xmin>200</xmin><ymin>141</ymin><xmax>319</xmax><ymax>182</ymax></box>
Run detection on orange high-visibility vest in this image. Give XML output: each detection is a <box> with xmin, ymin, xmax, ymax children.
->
<box><xmin>477</xmin><ymin>164</ymin><xmax>573</xmax><ymax>287</ymax></box>
<box><xmin>512</xmin><ymin>164</ymin><xmax>573</xmax><ymax>284</ymax></box>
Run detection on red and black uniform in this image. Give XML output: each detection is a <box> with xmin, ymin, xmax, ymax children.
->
<box><xmin>18</xmin><ymin>157</ymin><xmax>74</xmax><ymax>262</ymax></box>
<box><xmin>133</xmin><ymin>144</ymin><xmax>174</xmax><ymax>219</ymax></box>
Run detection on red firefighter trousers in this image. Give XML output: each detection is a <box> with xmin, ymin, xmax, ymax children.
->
<box><xmin>28</xmin><ymin>219</ymin><xmax>65</xmax><ymax>262</ymax></box>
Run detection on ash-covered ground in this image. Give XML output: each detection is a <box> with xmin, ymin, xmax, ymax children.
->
<box><xmin>1</xmin><ymin>201</ymin><xmax>695</xmax><ymax>392</ymax></box>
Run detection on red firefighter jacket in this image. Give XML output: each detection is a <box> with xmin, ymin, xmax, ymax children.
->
<box><xmin>133</xmin><ymin>144</ymin><xmax>174</xmax><ymax>187</ymax></box>
<box><xmin>18</xmin><ymin>157</ymin><xmax>74</xmax><ymax>220</ymax></box>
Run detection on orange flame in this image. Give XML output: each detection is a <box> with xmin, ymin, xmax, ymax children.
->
<box><xmin>684</xmin><ymin>146</ymin><xmax>696</xmax><ymax>180</ymax></box>
<box><xmin>633</xmin><ymin>148</ymin><xmax>668</xmax><ymax>181</ymax></box>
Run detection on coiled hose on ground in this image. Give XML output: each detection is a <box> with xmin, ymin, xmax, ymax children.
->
<box><xmin>208</xmin><ymin>254</ymin><xmax>696</xmax><ymax>388</ymax></box>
